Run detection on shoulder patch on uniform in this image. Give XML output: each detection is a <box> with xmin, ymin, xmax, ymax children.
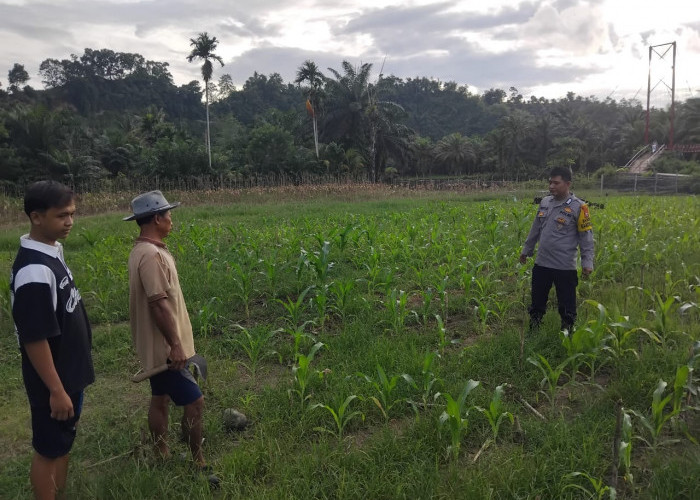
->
<box><xmin>577</xmin><ymin>204</ymin><xmax>592</xmax><ymax>232</ymax></box>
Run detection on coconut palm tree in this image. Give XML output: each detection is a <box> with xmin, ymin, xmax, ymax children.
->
<box><xmin>186</xmin><ymin>32</ymin><xmax>224</xmax><ymax>170</ymax></box>
<box><xmin>295</xmin><ymin>60</ymin><xmax>324</xmax><ymax>158</ymax></box>
<box><xmin>324</xmin><ymin>61</ymin><xmax>407</xmax><ymax>181</ymax></box>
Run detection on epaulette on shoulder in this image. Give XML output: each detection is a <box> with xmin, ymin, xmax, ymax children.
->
<box><xmin>533</xmin><ymin>197</ymin><xmax>605</xmax><ymax>209</ymax></box>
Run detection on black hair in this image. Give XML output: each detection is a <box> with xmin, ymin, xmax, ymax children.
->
<box><xmin>549</xmin><ymin>166</ymin><xmax>572</xmax><ymax>182</ymax></box>
<box><xmin>24</xmin><ymin>181</ymin><xmax>74</xmax><ymax>216</ymax></box>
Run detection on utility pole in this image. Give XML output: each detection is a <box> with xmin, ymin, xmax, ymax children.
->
<box><xmin>645</xmin><ymin>42</ymin><xmax>676</xmax><ymax>149</ymax></box>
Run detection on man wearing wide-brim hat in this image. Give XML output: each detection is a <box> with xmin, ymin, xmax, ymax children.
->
<box><xmin>124</xmin><ymin>191</ymin><xmax>218</xmax><ymax>486</ymax></box>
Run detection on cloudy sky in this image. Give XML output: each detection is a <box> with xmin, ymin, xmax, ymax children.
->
<box><xmin>1</xmin><ymin>0</ymin><xmax>699</xmax><ymax>104</ymax></box>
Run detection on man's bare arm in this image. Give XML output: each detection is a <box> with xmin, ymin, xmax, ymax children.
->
<box><xmin>148</xmin><ymin>298</ymin><xmax>187</xmax><ymax>370</ymax></box>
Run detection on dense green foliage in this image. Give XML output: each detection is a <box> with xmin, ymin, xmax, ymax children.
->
<box><xmin>0</xmin><ymin>190</ymin><xmax>698</xmax><ymax>498</ymax></box>
<box><xmin>1</xmin><ymin>47</ymin><xmax>700</xmax><ymax>188</ymax></box>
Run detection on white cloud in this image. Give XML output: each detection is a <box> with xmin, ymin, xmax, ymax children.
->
<box><xmin>0</xmin><ymin>0</ymin><xmax>698</xmax><ymax>102</ymax></box>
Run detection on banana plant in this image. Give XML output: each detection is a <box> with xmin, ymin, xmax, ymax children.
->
<box><xmin>437</xmin><ymin>379</ymin><xmax>480</xmax><ymax>460</ymax></box>
<box><xmin>311</xmin><ymin>395</ymin><xmax>364</xmax><ymax>441</ymax></box>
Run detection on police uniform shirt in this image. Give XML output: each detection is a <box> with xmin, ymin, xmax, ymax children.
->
<box><xmin>522</xmin><ymin>194</ymin><xmax>594</xmax><ymax>271</ymax></box>
<box><xmin>10</xmin><ymin>236</ymin><xmax>95</xmax><ymax>407</ymax></box>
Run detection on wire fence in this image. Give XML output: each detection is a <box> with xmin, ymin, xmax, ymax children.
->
<box><xmin>599</xmin><ymin>173</ymin><xmax>700</xmax><ymax>194</ymax></box>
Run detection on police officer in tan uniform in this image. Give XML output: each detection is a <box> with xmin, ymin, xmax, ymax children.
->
<box><xmin>519</xmin><ymin>167</ymin><xmax>594</xmax><ymax>332</ymax></box>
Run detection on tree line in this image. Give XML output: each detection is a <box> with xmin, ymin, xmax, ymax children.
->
<box><xmin>1</xmin><ymin>35</ymin><xmax>699</xmax><ymax>189</ymax></box>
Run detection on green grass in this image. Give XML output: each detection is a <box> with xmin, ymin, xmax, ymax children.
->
<box><xmin>1</xmin><ymin>189</ymin><xmax>699</xmax><ymax>499</ymax></box>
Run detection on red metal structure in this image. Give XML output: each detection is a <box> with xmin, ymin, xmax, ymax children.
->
<box><xmin>645</xmin><ymin>42</ymin><xmax>676</xmax><ymax>149</ymax></box>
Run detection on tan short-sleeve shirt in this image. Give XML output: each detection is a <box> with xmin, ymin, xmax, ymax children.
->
<box><xmin>128</xmin><ymin>238</ymin><xmax>195</xmax><ymax>370</ymax></box>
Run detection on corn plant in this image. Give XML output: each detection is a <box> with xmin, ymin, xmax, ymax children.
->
<box><xmin>307</xmin><ymin>240</ymin><xmax>334</xmax><ymax>284</ymax></box>
<box><xmin>357</xmin><ymin>363</ymin><xmax>414</xmax><ymax>422</ymax></box>
<box><xmin>602</xmin><ymin>315</ymin><xmax>659</xmax><ymax>371</ymax></box>
<box><xmin>289</xmin><ymin>342</ymin><xmax>324</xmax><ymax>410</ymax></box>
<box><xmin>258</xmin><ymin>256</ymin><xmax>285</xmax><ymax>298</ymax></box>
<box><xmin>474</xmin><ymin>384</ymin><xmax>514</xmax><ymax>442</ymax></box>
<box><xmin>417</xmin><ymin>288</ymin><xmax>434</xmax><ymax>325</ymax></box>
<box><xmin>472</xmin><ymin>297</ymin><xmax>492</xmax><ymax>333</ymax></box>
<box><xmin>562</xmin><ymin>472</ymin><xmax>616</xmax><ymax>500</ymax></box>
<box><xmin>434</xmin><ymin>314</ymin><xmax>460</xmax><ymax>353</ymax></box>
<box><xmin>407</xmin><ymin>351</ymin><xmax>442</xmax><ymax>413</ymax></box>
<box><xmin>527</xmin><ymin>353</ymin><xmax>580</xmax><ymax>407</ymax></box>
<box><xmin>329</xmin><ymin>279</ymin><xmax>355</xmax><ymax>324</ymax></box>
<box><xmin>333</xmin><ymin>223</ymin><xmax>356</xmax><ymax>253</ymax></box>
<box><xmin>630</xmin><ymin>367</ymin><xmax>689</xmax><ymax>448</ymax></box>
<box><xmin>437</xmin><ymin>379</ymin><xmax>480</xmax><ymax>461</ymax></box>
<box><xmin>231</xmin><ymin>324</ymin><xmax>280</xmax><ymax>376</ymax></box>
<box><xmin>311</xmin><ymin>284</ymin><xmax>330</xmax><ymax>331</ymax></box>
<box><xmin>192</xmin><ymin>296</ymin><xmax>221</xmax><ymax>337</ymax></box>
<box><xmin>618</xmin><ymin>409</ymin><xmax>634</xmax><ymax>486</ymax></box>
<box><xmin>560</xmin><ymin>301</ymin><xmax>612</xmax><ymax>381</ymax></box>
<box><xmin>277</xmin><ymin>286</ymin><xmax>315</xmax><ymax>361</ymax></box>
<box><xmin>229</xmin><ymin>262</ymin><xmax>256</xmax><ymax>319</ymax></box>
<box><xmin>311</xmin><ymin>395</ymin><xmax>364</xmax><ymax>441</ymax></box>
<box><xmin>384</xmin><ymin>288</ymin><xmax>417</xmax><ymax>335</ymax></box>
<box><xmin>434</xmin><ymin>275</ymin><xmax>449</xmax><ymax>322</ymax></box>
<box><xmin>649</xmin><ymin>292</ymin><xmax>679</xmax><ymax>341</ymax></box>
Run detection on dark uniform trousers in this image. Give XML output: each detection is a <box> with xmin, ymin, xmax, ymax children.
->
<box><xmin>529</xmin><ymin>264</ymin><xmax>578</xmax><ymax>331</ymax></box>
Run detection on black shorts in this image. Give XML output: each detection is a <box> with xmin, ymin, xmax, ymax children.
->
<box><xmin>149</xmin><ymin>368</ymin><xmax>202</xmax><ymax>406</ymax></box>
<box><xmin>31</xmin><ymin>391</ymin><xmax>83</xmax><ymax>459</ymax></box>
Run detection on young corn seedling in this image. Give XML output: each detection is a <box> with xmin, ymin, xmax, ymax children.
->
<box><xmin>562</xmin><ymin>472</ymin><xmax>616</xmax><ymax>500</ymax></box>
<box><xmin>649</xmin><ymin>292</ymin><xmax>679</xmax><ymax>341</ymax></box>
<box><xmin>474</xmin><ymin>384</ymin><xmax>514</xmax><ymax>442</ymax></box>
<box><xmin>619</xmin><ymin>409</ymin><xmax>634</xmax><ymax>487</ymax></box>
<box><xmin>333</xmin><ymin>223</ymin><xmax>356</xmax><ymax>253</ymax></box>
<box><xmin>289</xmin><ymin>342</ymin><xmax>324</xmax><ymax>411</ymax></box>
<box><xmin>603</xmin><ymin>315</ymin><xmax>659</xmax><ymax>372</ymax></box>
<box><xmin>229</xmin><ymin>262</ymin><xmax>256</xmax><ymax>319</ymax></box>
<box><xmin>277</xmin><ymin>286</ymin><xmax>316</xmax><ymax>361</ymax></box>
<box><xmin>357</xmin><ymin>363</ymin><xmax>414</xmax><ymax>422</ymax></box>
<box><xmin>418</xmin><ymin>288</ymin><xmax>434</xmax><ymax>325</ymax></box>
<box><xmin>527</xmin><ymin>353</ymin><xmax>580</xmax><ymax>407</ymax></box>
<box><xmin>258</xmin><ymin>256</ymin><xmax>285</xmax><ymax>298</ymax></box>
<box><xmin>329</xmin><ymin>279</ymin><xmax>356</xmax><ymax>325</ymax></box>
<box><xmin>435</xmin><ymin>314</ymin><xmax>459</xmax><ymax>353</ymax></box>
<box><xmin>407</xmin><ymin>351</ymin><xmax>442</xmax><ymax>413</ymax></box>
<box><xmin>307</xmin><ymin>240</ymin><xmax>334</xmax><ymax>285</ymax></box>
<box><xmin>434</xmin><ymin>275</ymin><xmax>449</xmax><ymax>322</ymax></box>
<box><xmin>630</xmin><ymin>366</ymin><xmax>689</xmax><ymax>448</ymax></box>
<box><xmin>311</xmin><ymin>395</ymin><xmax>364</xmax><ymax>441</ymax></box>
<box><xmin>437</xmin><ymin>379</ymin><xmax>480</xmax><ymax>461</ymax></box>
<box><xmin>311</xmin><ymin>284</ymin><xmax>330</xmax><ymax>331</ymax></box>
<box><xmin>231</xmin><ymin>324</ymin><xmax>280</xmax><ymax>377</ymax></box>
<box><xmin>192</xmin><ymin>296</ymin><xmax>221</xmax><ymax>337</ymax></box>
<box><xmin>384</xmin><ymin>289</ymin><xmax>417</xmax><ymax>335</ymax></box>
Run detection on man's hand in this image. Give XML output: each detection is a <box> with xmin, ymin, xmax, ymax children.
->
<box><xmin>50</xmin><ymin>388</ymin><xmax>74</xmax><ymax>421</ymax></box>
<box><xmin>582</xmin><ymin>267</ymin><xmax>592</xmax><ymax>278</ymax></box>
<box><xmin>519</xmin><ymin>254</ymin><xmax>528</xmax><ymax>265</ymax></box>
<box><xmin>168</xmin><ymin>343</ymin><xmax>187</xmax><ymax>371</ymax></box>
